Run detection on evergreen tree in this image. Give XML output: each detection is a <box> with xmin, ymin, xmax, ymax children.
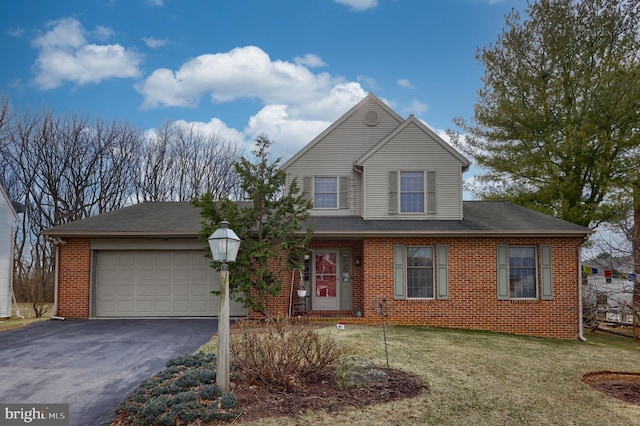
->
<box><xmin>451</xmin><ymin>0</ymin><xmax>640</xmax><ymax>228</ymax></box>
<box><xmin>194</xmin><ymin>134</ymin><xmax>313</xmax><ymax>317</ymax></box>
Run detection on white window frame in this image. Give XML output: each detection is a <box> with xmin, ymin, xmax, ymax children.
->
<box><xmin>399</xmin><ymin>171</ymin><xmax>426</xmax><ymax>214</ymax></box>
<box><xmin>405</xmin><ymin>246</ymin><xmax>435</xmax><ymax>299</ymax></box>
<box><xmin>313</xmin><ymin>176</ymin><xmax>338</xmax><ymax>209</ymax></box>
<box><xmin>508</xmin><ymin>246</ymin><xmax>538</xmax><ymax>299</ymax></box>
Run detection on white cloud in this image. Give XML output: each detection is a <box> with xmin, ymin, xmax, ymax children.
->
<box><xmin>402</xmin><ymin>99</ymin><xmax>428</xmax><ymax>116</ymax></box>
<box><xmin>172</xmin><ymin>117</ymin><xmax>246</xmax><ymax>148</ymax></box>
<box><xmin>32</xmin><ymin>17</ymin><xmax>85</xmax><ymax>50</ymax></box>
<box><xmin>293</xmin><ymin>53</ymin><xmax>327</xmax><ymax>68</ymax></box>
<box><xmin>136</xmin><ymin>46</ymin><xmax>342</xmax><ymax>109</ymax></box>
<box><xmin>135</xmin><ymin>45</ymin><xmax>373</xmax><ymax>154</ymax></box>
<box><xmin>244</xmin><ymin>83</ymin><xmax>366</xmax><ymax>153</ymax></box>
<box><xmin>397</xmin><ymin>78</ymin><xmax>415</xmax><ymax>89</ymax></box>
<box><xmin>31</xmin><ymin>17</ymin><xmax>142</xmax><ymax>90</ymax></box>
<box><xmin>7</xmin><ymin>27</ymin><xmax>24</xmax><ymax>37</ymax></box>
<box><xmin>143</xmin><ymin>37</ymin><xmax>168</xmax><ymax>49</ymax></box>
<box><xmin>244</xmin><ymin>105</ymin><xmax>330</xmax><ymax>153</ymax></box>
<box><xmin>356</xmin><ymin>75</ymin><xmax>378</xmax><ymax>90</ymax></box>
<box><xmin>335</xmin><ymin>0</ymin><xmax>378</xmax><ymax>11</ymax></box>
<box><xmin>94</xmin><ymin>25</ymin><xmax>114</xmax><ymax>41</ymax></box>
<box><xmin>146</xmin><ymin>0</ymin><xmax>164</xmax><ymax>7</ymax></box>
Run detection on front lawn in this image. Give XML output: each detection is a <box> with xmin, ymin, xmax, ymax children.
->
<box><xmin>221</xmin><ymin>325</ymin><xmax>640</xmax><ymax>425</ymax></box>
<box><xmin>120</xmin><ymin>324</ymin><xmax>640</xmax><ymax>425</ymax></box>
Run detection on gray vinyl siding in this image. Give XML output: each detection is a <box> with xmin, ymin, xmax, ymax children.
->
<box><xmin>361</xmin><ymin>122</ymin><xmax>465</xmax><ymax>220</ymax></box>
<box><xmin>285</xmin><ymin>99</ymin><xmax>401</xmax><ymax>217</ymax></box>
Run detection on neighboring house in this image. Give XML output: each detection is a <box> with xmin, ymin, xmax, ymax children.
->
<box><xmin>582</xmin><ymin>256</ymin><xmax>637</xmax><ymax>324</ymax></box>
<box><xmin>43</xmin><ymin>93</ymin><xmax>591</xmax><ymax>338</ymax></box>
<box><xmin>0</xmin><ymin>185</ymin><xmax>18</xmax><ymax>319</ymax></box>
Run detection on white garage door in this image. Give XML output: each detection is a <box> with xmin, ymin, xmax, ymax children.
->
<box><xmin>94</xmin><ymin>250</ymin><xmax>247</xmax><ymax>317</ymax></box>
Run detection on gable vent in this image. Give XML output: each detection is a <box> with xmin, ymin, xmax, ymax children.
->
<box><xmin>363</xmin><ymin>110</ymin><xmax>380</xmax><ymax>126</ymax></box>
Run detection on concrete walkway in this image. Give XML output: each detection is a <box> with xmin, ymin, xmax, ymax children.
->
<box><xmin>0</xmin><ymin>319</ymin><xmax>217</xmax><ymax>425</ymax></box>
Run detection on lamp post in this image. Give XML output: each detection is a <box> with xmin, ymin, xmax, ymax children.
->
<box><xmin>208</xmin><ymin>220</ymin><xmax>241</xmax><ymax>394</ymax></box>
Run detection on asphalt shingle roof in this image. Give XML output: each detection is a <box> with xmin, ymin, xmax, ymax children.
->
<box><xmin>42</xmin><ymin>200</ymin><xmax>590</xmax><ymax>238</ymax></box>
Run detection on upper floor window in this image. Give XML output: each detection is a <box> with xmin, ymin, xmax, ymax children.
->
<box><xmin>400</xmin><ymin>171</ymin><xmax>425</xmax><ymax>213</ymax></box>
<box><xmin>302</xmin><ymin>176</ymin><xmax>349</xmax><ymax>210</ymax></box>
<box><xmin>389</xmin><ymin>171</ymin><xmax>436</xmax><ymax>214</ymax></box>
<box><xmin>314</xmin><ymin>177</ymin><xmax>337</xmax><ymax>209</ymax></box>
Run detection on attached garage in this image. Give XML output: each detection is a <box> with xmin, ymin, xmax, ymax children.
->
<box><xmin>93</xmin><ymin>250</ymin><xmax>246</xmax><ymax>317</ymax></box>
<box><xmin>42</xmin><ymin>202</ymin><xmax>249</xmax><ymax>319</ymax></box>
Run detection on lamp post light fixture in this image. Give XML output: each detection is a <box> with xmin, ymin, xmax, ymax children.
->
<box><xmin>208</xmin><ymin>219</ymin><xmax>241</xmax><ymax>394</ymax></box>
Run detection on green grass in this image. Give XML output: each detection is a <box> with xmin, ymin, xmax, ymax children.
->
<box><xmin>0</xmin><ymin>303</ymin><xmax>51</xmax><ymax>331</ymax></box>
<box><xmin>205</xmin><ymin>324</ymin><xmax>640</xmax><ymax>426</ymax></box>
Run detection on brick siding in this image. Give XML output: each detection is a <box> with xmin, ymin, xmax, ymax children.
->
<box><xmin>56</xmin><ymin>236</ymin><xmax>583</xmax><ymax>338</ymax></box>
<box><xmin>56</xmin><ymin>238</ymin><xmax>91</xmax><ymax>318</ymax></box>
<box><xmin>360</xmin><ymin>236</ymin><xmax>581</xmax><ymax>339</ymax></box>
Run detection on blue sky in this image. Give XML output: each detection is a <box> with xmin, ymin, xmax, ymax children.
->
<box><xmin>1</xmin><ymin>0</ymin><xmax>527</xmax><ymax>176</ymax></box>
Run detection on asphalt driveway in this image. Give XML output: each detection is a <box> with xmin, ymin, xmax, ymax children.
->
<box><xmin>0</xmin><ymin>319</ymin><xmax>218</xmax><ymax>426</ymax></box>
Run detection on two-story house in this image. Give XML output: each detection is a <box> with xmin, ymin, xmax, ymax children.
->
<box><xmin>43</xmin><ymin>93</ymin><xmax>591</xmax><ymax>338</ymax></box>
<box><xmin>281</xmin><ymin>93</ymin><xmax>591</xmax><ymax>338</ymax></box>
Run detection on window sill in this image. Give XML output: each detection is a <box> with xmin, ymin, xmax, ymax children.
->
<box><xmin>508</xmin><ymin>299</ymin><xmax>540</xmax><ymax>304</ymax></box>
<box><xmin>405</xmin><ymin>298</ymin><xmax>437</xmax><ymax>302</ymax></box>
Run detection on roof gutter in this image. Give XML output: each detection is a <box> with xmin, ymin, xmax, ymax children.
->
<box><xmin>41</xmin><ymin>231</ymin><xmax>201</xmax><ymax>238</ymax></box>
<box><xmin>295</xmin><ymin>230</ymin><xmax>592</xmax><ymax>239</ymax></box>
<box><xmin>42</xmin><ymin>228</ymin><xmax>591</xmax><ymax>239</ymax></box>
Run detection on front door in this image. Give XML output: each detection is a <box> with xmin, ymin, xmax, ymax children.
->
<box><xmin>313</xmin><ymin>251</ymin><xmax>339</xmax><ymax>310</ymax></box>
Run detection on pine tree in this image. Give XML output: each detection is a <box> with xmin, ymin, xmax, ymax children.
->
<box><xmin>194</xmin><ymin>134</ymin><xmax>313</xmax><ymax>317</ymax></box>
<box><xmin>451</xmin><ymin>0</ymin><xmax>640</xmax><ymax>229</ymax></box>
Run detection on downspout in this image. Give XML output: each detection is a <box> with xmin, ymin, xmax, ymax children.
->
<box><xmin>578</xmin><ymin>243</ymin><xmax>586</xmax><ymax>341</ymax></box>
<box><xmin>50</xmin><ymin>237</ymin><xmax>66</xmax><ymax>320</ymax></box>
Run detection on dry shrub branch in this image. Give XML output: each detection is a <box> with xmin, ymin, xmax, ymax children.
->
<box><xmin>230</xmin><ymin>317</ymin><xmax>343</xmax><ymax>391</ymax></box>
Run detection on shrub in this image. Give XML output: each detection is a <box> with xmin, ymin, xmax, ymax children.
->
<box><xmin>230</xmin><ymin>317</ymin><xmax>343</xmax><ymax>390</ymax></box>
<box><xmin>220</xmin><ymin>392</ymin><xmax>237</xmax><ymax>409</ymax></box>
<box><xmin>173</xmin><ymin>401</ymin><xmax>205</xmax><ymax>422</ymax></box>
<box><xmin>198</xmin><ymin>384</ymin><xmax>218</xmax><ymax>400</ymax></box>
<box><xmin>116</xmin><ymin>353</ymin><xmax>239</xmax><ymax>424</ymax></box>
<box><xmin>174</xmin><ymin>370</ymin><xmax>200</xmax><ymax>389</ymax></box>
<box><xmin>198</xmin><ymin>369</ymin><xmax>216</xmax><ymax>384</ymax></box>
<box><xmin>169</xmin><ymin>390</ymin><xmax>196</xmax><ymax>406</ymax></box>
<box><xmin>156</xmin><ymin>414</ymin><xmax>175</xmax><ymax>426</ymax></box>
<box><xmin>140</xmin><ymin>396</ymin><xmax>168</xmax><ymax>422</ymax></box>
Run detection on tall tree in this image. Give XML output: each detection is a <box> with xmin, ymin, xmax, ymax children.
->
<box><xmin>134</xmin><ymin>121</ymin><xmax>241</xmax><ymax>202</ymax></box>
<box><xmin>451</xmin><ymin>0</ymin><xmax>640</xmax><ymax>229</ymax></box>
<box><xmin>194</xmin><ymin>134</ymin><xmax>313</xmax><ymax>317</ymax></box>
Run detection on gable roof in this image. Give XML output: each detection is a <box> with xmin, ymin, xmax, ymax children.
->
<box><xmin>355</xmin><ymin>115</ymin><xmax>471</xmax><ymax>171</ymax></box>
<box><xmin>42</xmin><ymin>201</ymin><xmax>591</xmax><ymax>238</ymax></box>
<box><xmin>281</xmin><ymin>92</ymin><xmax>403</xmax><ymax>170</ymax></box>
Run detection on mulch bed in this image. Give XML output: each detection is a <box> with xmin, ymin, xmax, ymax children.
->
<box><xmin>111</xmin><ymin>366</ymin><xmax>425</xmax><ymax>425</ymax></box>
<box><xmin>228</xmin><ymin>367</ymin><xmax>425</xmax><ymax>424</ymax></box>
<box><xmin>583</xmin><ymin>372</ymin><xmax>640</xmax><ymax>406</ymax></box>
